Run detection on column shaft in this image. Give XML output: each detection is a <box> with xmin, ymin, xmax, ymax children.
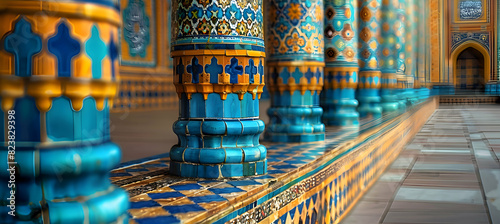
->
<box><xmin>266</xmin><ymin>0</ymin><xmax>326</xmax><ymax>142</ymax></box>
<box><xmin>379</xmin><ymin>0</ymin><xmax>399</xmax><ymax>112</ymax></box>
<box><xmin>498</xmin><ymin>0</ymin><xmax>500</xmax><ymax>80</ymax></box>
<box><xmin>405</xmin><ymin>0</ymin><xmax>418</xmax><ymax>103</ymax></box>
<box><xmin>322</xmin><ymin>0</ymin><xmax>360</xmax><ymax>126</ymax></box>
<box><xmin>170</xmin><ymin>0</ymin><xmax>267</xmax><ymax>178</ymax></box>
<box><xmin>415</xmin><ymin>0</ymin><xmax>430</xmax><ymax>99</ymax></box>
<box><xmin>358</xmin><ymin>0</ymin><xmax>382</xmax><ymax>117</ymax></box>
<box><xmin>395</xmin><ymin>0</ymin><xmax>408</xmax><ymax>107</ymax></box>
<box><xmin>0</xmin><ymin>1</ymin><xmax>128</xmax><ymax>222</ymax></box>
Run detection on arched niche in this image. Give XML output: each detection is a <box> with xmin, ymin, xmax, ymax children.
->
<box><xmin>451</xmin><ymin>40</ymin><xmax>491</xmax><ymax>89</ymax></box>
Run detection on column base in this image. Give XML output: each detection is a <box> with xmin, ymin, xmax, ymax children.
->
<box><xmin>357</xmin><ymin>97</ymin><xmax>382</xmax><ymax>118</ymax></box>
<box><xmin>322</xmin><ymin>99</ymin><xmax>359</xmax><ymax>127</ymax></box>
<box><xmin>170</xmin><ymin>160</ymin><xmax>267</xmax><ymax>178</ymax></box>
<box><xmin>266</xmin><ymin>107</ymin><xmax>325</xmax><ymax>143</ymax></box>
<box><xmin>0</xmin><ymin>142</ymin><xmax>128</xmax><ymax>223</ymax></box>
<box><xmin>381</xmin><ymin>89</ymin><xmax>399</xmax><ymax>112</ymax></box>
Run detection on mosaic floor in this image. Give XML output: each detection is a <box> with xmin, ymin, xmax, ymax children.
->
<box><xmin>109</xmin><ymin>102</ymin><xmax>429</xmax><ymax>224</ymax></box>
<box><xmin>343</xmin><ymin>105</ymin><xmax>500</xmax><ymax>224</ymax></box>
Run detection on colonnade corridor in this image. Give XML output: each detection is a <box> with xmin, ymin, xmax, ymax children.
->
<box><xmin>2</xmin><ymin>0</ymin><xmax>500</xmax><ymax>222</ymax></box>
<box><xmin>344</xmin><ymin>105</ymin><xmax>500</xmax><ymax>224</ymax></box>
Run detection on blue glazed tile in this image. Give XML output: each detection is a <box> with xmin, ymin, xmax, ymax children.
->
<box><xmin>188</xmin><ymin>195</ymin><xmax>227</xmax><ymax>203</ymax></box>
<box><xmin>206</xmin><ymin>93</ymin><xmax>224</xmax><ymax>118</ymax></box>
<box><xmin>272</xmin><ymin>164</ymin><xmax>297</xmax><ymax>170</ymax></box>
<box><xmin>267</xmin><ymin>158</ymin><xmax>281</xmax><ymax>162</ymax></box>
<box><xmin>46</xmin><ymin>97</ymin><xmax>74</xmax><ymax>142</ymax></box>
<box><xmin>284</xmin><ymin>160</ymin><xmax>308</xmax><ymax>164</ymax></box>
<box><xmin>197</xmin><ymin>164</ymin><xmax>222</xmax><ymax>179</ymax></box>
<box><xmin>267</xmin><ymin>169</ymin><xmax>286</xmax><ymax>174</ymax></box>
<box><xmin>110</xmin><ymin>172</ymin><xmax>132</xmax><ymax>177</ymax></box>
<box><xmin>169</xmin><ymin>183</ymin><xmax>203</xmax><ymax>191</ymax></box>
<box><xmin>141</xmin><ymin>163</ymin><xmax>168</xmax><ymax>168</ymax></box>
<box><xmin>180</xmin><ymin>163</ymin><xmax>198</xmax><ymax>177</ymax></box>
<box><xmin>135</xmin><ymin>215</ymin><xmax>180</xmax><ymax>224</ymax></box>
<box><xmin>221</xmin><ymin>164</ymin><xmax>244</xmax><ymax>177</ymax></box>
<box><xmin>130</xmin><ymin>200</ymin><xmax>160</xmax><ymax>209</ymax></box>
<box><xmin>198</xmin><ymin>180</ymin><xmax>219</xmax><ymax>184</ymax></box>
<box><xmin>291</xmin><ymin>155</ymin><xmax>316</xmax><ymax>160</ymax></box>
<box><xmin>227</xmin><ymin>180</ymin><xmax>262</xmax><ymax>187</ymax></box>
<box><xmin>291</xmin><ymin>90</ymin><xmax>304</xmax><ymax>106</ymax></box>
<box><xmin>209</xmin><ymin>187</ymin><xmax>245</xmax><ymax>194</ymax></box>
<box><xmin>256</xmin><ymin>160</ymin><xmax>266</xmax><ymax>175</ymax></box>
<box><xmin>148</xmin><ymin>192</ymin><xmax>185</xmax><ymax>200</ymax></box>
<box><xmin>271</xmin><ymin>154</ymin><xmax>289</xmax><ymax>159</ymax></box>
<box><xmin>253</xmin><ymin>175</ymin><xmax>275</xmax><ymax>179</ymax></box>
<box><xmin>223</xmin><ymin>94</ymin><xmax>241</xmax><ymax>118</ymax></box>
<box><xmin>14</xmin><ymin>97</ymin><xmax>41</xmax><ymax>142</ymax></box>
<box><xmin>162</xmin><ymin>204</ymin><xmax>206</xmax><ymax>214</ymax></box>
<box><xmin>189</xmin><ymin>93</ymin><xmax>206</xmax><ymax>118</ymax></box>
<box><xmin>125</xmin><ymin>168</ymin><xmax>149</xmax><ymax>172</ymax></box>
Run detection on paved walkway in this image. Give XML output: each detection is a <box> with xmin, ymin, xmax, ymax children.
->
<box><xmin>343</xmin><ymin>105</ymin><xmax>500</xmax><ymax>224</ymax></box>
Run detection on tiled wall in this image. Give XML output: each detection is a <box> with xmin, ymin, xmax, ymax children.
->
<box><xmin>113</xmin><ymin>75</ymin><xmax>178</xmax><ymax>112</ymax></box>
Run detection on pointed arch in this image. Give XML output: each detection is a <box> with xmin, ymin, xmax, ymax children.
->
<box><xmin>451</xmin><ymin>40</ymin><xmax>491</xmax><ymax>86</ymax></box>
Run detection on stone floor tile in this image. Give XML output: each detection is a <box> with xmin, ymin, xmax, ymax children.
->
<box><xmin>411</xmin><ymin>163</ymin><xmax>475</xmax><ymax>172</ymax></box>
<box><xmin>394</xmin><ymin>187</ymin><xmax>483</xmax><ymax>205</ymax></box>
<box><xmin>478</xmin><ymin>169</ymin><xmax>500</xmax><ymax>223</ymax></box>
<box><xmin>382</xmin><ymin>211</ymin><xmax>490</xmax><ymax>224</ymax></box>
<box><xmin>388</xmin><ymin>201</ymin><xmax>487</xmax><ymax>212</ymax></box>
<box><xmin>401</xmin><ymin>179</ymin><xmax>480</xmax><ymax>189</ymax></box>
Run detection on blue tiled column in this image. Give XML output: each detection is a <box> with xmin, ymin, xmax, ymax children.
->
<box><xmin>498</xmin><ymin>0</ymin><xmax>500</xmax><ymax>82</ymax></box>
<box><xmin>0</xmin><ymin>1</ymin><xmax>128</xmax><ymax>223</ymax></box>
<box><xmin>322</xmin><ymin>0</ymin><xmax>360</xmax><ymax>126</ymax></box>
<box><xmin>265</xmin><ymin>0</ymin><xmax>326</xmax><ymax>142</ymax></box>
<box><xmin>169</xmin><ymin>0</ymin><xmax>267</xmax><ymax>178</ymax></box>
<box><xmin>415</xmin><ymin>0</ymin><xmax>430</xmax><ymax>100</ymax></box>
<box><xmin>379</xmin><ymin>0</ymin><xmax>399</xmax><ymax>112</ymax></box>
<box><xmin>405</xmin><ymin>0</ymin><xmax>418</xmax><ymax>104</ymax></box>
<box><xmin>357</xmin><ymin>0</ymin><xmax>382</xmax><ymax>118</ymax></box>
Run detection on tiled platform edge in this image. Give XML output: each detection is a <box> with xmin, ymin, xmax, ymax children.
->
<box><xmin>221</xmin><ymin>99</ymin><xmax>438</xmax><ymax>224</ymax></box>
<box><xmin>110</xmin><ymin>98</ymin><xmax>437</xmax><ymax>224</ymax></box>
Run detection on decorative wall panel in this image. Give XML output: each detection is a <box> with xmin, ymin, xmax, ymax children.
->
<box><xmin>453</xmin><ymin>0</ymin><xmax>489</xmax><ymax>23</ymax></box>
<box><xmin>121</xmin><ymin>0</ymin><xmax>156</xmax><ymax>67</ymax></box>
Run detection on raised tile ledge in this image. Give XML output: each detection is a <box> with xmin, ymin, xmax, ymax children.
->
<box><xmin>110</xmin><ymin>97</ymin><xmax>438</xmax><ymax>224</ymax></box>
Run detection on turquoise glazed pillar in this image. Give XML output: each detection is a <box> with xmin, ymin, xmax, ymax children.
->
<box><xmin>395</xmin><ymin>0</ymin><xmax>408</xmax><ymax>107</ymax></box>
<box><xmin>357</xmin><ymin>0</ymin><xmax>382</xmax><ymax>117</ymax></box>
<box><xmin>416</xmin><ymin>0</ymin><xmax>429</xmax><ymax>99</ymax></box>
<box><xmin>498</xmin><ymin>0</ymin><xmax>500</xmax><ymax>81</ymax></box>
<box><xmin>405</xmin><ymin>0</ymin><xmax>418</xmax><ymax>104</ymax></box>
<box><xmin>0</xmin><ymin>0</ymin><xmax>128</xmax><ymax>223</ymax></box>
<box><xmin>170</xmin><ymin>0</ymin><xmax>267</xmax><ymax>178</ymax></box>
<box><xmin>265</xmin><ymin>0</ymin><xmax>326</xmax><ymax>142</ymax></box>
<box><xmin>379</xmin><ymin>0</ymin><xmax>399</xmax><ymax>112</ymax></box>
<box><xmin>322</xmin><ymin>0</ymin><xmax>360</xmax><ymax>126</ymax></box>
